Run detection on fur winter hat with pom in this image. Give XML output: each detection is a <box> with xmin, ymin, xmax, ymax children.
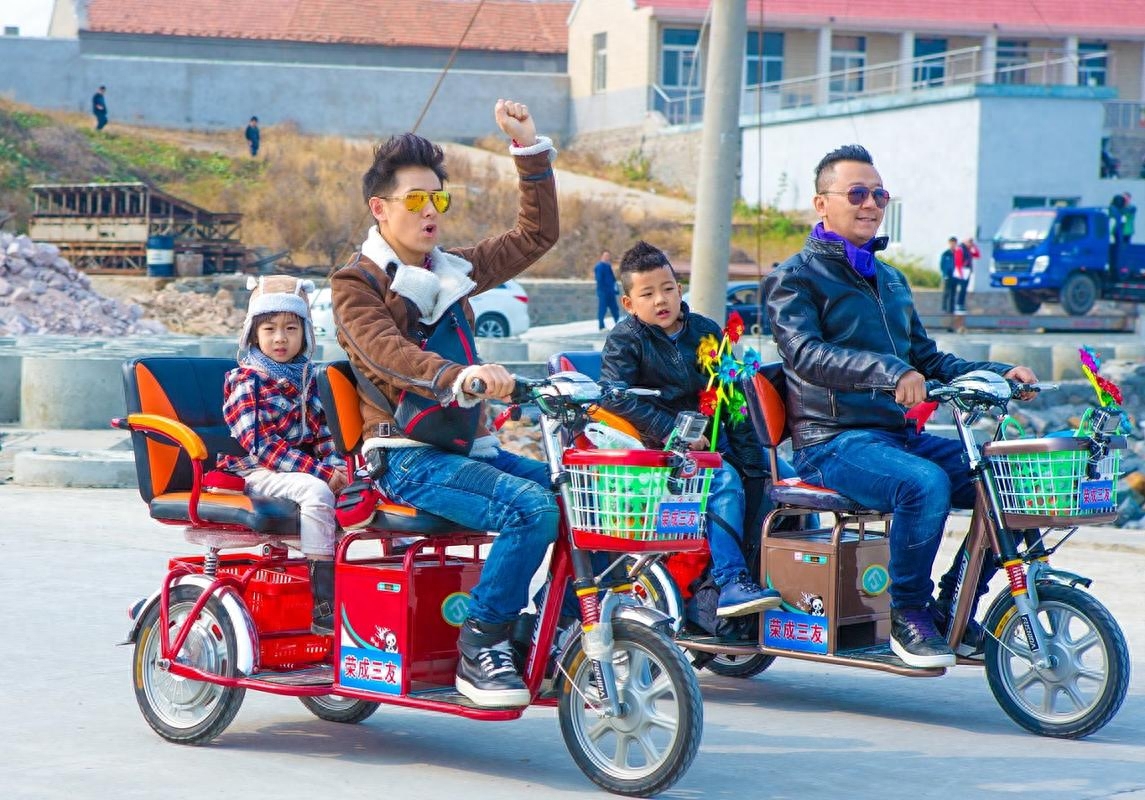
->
<box><xmin>237</xmin><ymin>275</ymin><xmax>317</xmax><ymax>360</ymax></box>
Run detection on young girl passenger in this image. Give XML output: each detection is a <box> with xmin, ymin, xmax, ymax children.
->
<box><xmin>217</xmin><ymin>275</ymin><xmax>349</xmax><ymax>634</ymax></box>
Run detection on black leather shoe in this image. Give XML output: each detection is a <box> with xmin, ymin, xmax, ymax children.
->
<box><xmin>890</xmin><ymin>606</ymin><xmax>956</xmax><ymax>668</ymax></box>
<box><xmin>308</xmin><ymin>559</ymin><xmax>335</xmax><ymax>636</ymax></box>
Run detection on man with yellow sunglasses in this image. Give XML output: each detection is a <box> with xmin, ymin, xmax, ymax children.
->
<box><xmin>331</xmin><ymin>99</ymin><xmax>559</xmax><ymax>708</ymax></box>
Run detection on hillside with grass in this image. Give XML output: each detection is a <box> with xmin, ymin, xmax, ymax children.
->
<box><xmin>0</xmin><ymin>99</ymin><xmax>935</xmax><ymax>286</ymax></box>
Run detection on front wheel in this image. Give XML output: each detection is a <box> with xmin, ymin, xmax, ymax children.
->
<box><xmin>558</xmin><ymin>619</ymin><xmax>703</xmax><ymax>797</ymax></box>
<box><xmin>132</xmin><ymin>585</ymin><xmax>246</xmax><ymax>744</ymax></box>
<box><xmin>1011</xmin><ymin>290</ymin><xmax>1042</xmax><ymax>315</ymax></box>
<box><xmin>299</xmin><ymin>695</ymin><xmax>381</xmax><ymax>724</ymax></box>
<box><xmin>983</xmin><ymin>583</ymin><xmax>1130</xmax><ymax>738</ymax></box>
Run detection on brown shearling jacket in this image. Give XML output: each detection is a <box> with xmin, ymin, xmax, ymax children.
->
<box><xmin>331</xmin><ymin>149</ymin><xmax>558</xmax><ymax>440</ymax></box>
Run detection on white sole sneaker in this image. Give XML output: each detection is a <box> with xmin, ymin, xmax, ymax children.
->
<box><xmin>455</xmin><ymin>676</ymin><xmax>530</xmax><ymax>708</ymax></box>
<box><xmin>716</xmin><ymin>594</ymin><xmax>783</xmax><ymax>618</ymax></box>
<box><xmin>890</xmin><ymin>637</ymin><xmax>956</xmax><ymax>668</ymax></box>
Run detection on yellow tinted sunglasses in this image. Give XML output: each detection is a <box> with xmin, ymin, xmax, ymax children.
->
<box><xmin>380</xmin><ymin>190</ymin><xmax>452</xmax><ymax>214</ymax></box>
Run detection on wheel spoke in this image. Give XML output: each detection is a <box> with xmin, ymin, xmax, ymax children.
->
<box><xmin>1011</xmin><ymin>666</ymin><xmax>1041</xmax><ymax>692</ymax></box>
<box><xmin>1061</xmin><ymin>679</ymin><xmax>1089</xmax><ymax>711</ymax></box>
<box><xmin>634</xmin><ymin>728</ymin><xmax>665</xmax><ymax>764</ymax></box>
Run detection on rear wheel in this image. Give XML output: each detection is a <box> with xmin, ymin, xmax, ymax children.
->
<box><xmin>1059</xmin><ymin>273</ymin><xmax>1099</xmax><ymax>316</ymax></box>
<box><xmin>300</xmin><ymin>695</ymin><xmax>380</xmax><ymax>724</ymax></box>
<box><xmin>558</xmin><ymin>619</ymin><xmax>702</xmax><ymax>796</ymax></box>
<box><xmin>983</xmin><ymin>583</ymin><xmax>1129</xmax><ymax>738</ymax></box>
<box><xmin>705</xmin><ymin>652</ymin><xmax>775</xmax><ymax>678</ymax></box>
<box><xmin>474</xmin><ymin>312</ymin><xmax>510</xmax><ymax>338</ymax></box>
<box><xmin>132</xmin><ymin>585</ymin><xmax>245</xmax><ymax>745</ymax></box>
<box><xmin>1011</xmin><ymin>290</ymin><xmax>1042</xmax><ymax>315</ymax></box>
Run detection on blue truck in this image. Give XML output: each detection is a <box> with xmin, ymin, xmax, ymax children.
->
<box><xmin>989</xmin><ymin>206</ymin><xmax>1145</xmax><ymax>315</ymax></box>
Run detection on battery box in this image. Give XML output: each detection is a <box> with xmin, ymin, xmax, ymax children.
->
<box><xmin>762</xmin><ymin>527</ymin><xmax>891</xmax><ymax>653</ymax></box>
<box><xmin>335</xmin><ymin>546</ymin><xmax>483</xmax><ymax>695</ymax></box>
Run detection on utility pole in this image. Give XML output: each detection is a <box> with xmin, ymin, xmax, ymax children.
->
<box><xmin>688</xmin><ymin>0</ymin><xmax>747</xmax><ymax>324</ymax></box>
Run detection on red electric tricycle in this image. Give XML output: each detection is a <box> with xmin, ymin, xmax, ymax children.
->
<box><xmin>117</xmin><ymin>356</ymin><xmax>714</xmax><ymax>796</ymax></box>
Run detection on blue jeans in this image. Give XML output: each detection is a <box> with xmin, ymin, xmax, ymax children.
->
<box><xmin>706</xmin><ymin>462</ymin><xmax>754</xmax><ymax>588</ymax></box>
<box><xmin>377</xmin><ymin>446</ymin><xmax>559</xmax><ymax>625</ymax></box>
<box><xmin>794</xmin><ymin>428</ymin><xmax>976</xmax><ymax>609</ymax></box>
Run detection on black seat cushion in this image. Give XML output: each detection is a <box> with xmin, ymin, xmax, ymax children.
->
<box><xmin>769</xmin><ymin>477</ymin><xmax>880</xmax><ymax>514</ymax></box>
<box><xmin>150</xmin><ymin>492</ymin><xmax>300</xmax><ymax>535</ymax></box>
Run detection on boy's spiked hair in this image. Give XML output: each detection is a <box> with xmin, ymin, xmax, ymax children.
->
<box><xmin>618</xmin><ymin>240</ymin><xmax>678</xmax><ymax>293</ymax></box>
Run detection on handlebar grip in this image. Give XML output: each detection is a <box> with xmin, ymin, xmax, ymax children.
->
<box><xmin>468</xmin><ymin>377</ymin><xmax>487</xmax><ymax>394</ymax></box>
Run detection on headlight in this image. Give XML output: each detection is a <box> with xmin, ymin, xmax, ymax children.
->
<box><xmin>1031</xmin><ymin>255</ymin><xmax>1049</xmax><ymax>274</ymax></box>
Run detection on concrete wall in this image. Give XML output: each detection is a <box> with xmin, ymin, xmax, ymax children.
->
<box><xmin>0</xmin><ymin>36</ymin><xmax>571</xmax><ymax>142</ymax></box>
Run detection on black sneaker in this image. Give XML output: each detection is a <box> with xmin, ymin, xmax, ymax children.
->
<box><xmin>931</xmin><ymin>605</ymin><xmax>987</xmax><ymax>659</ymax></box>
<box><xmin>456</xmin><ymin>619</ymin><xmax>530</xmax><ymax>707</ymax></box>
<box><xmin>890</xmin><ymin>606</ymin><xmax>956</xmax><ymax>668</ymax></box>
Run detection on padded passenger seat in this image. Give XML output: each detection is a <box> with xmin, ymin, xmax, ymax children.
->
<box><xmin>121</xmin><ymin>356</ymin><xmax>301</xmax><ymax>535</ymax></box>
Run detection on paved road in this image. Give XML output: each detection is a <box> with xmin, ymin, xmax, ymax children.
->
<box><xmin>1</xmin><ymin>488</ymin><xmax>1142</xmax><ymax>800</ymax></box>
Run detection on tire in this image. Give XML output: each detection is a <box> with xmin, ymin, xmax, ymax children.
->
<box><xmin>1011</xmin><ymin>290</ymin><xmax>1042</xmax><ymax>315</ymax></box>
<box><xmin>558</xmin><ymin>619</ymin><xmax>703</xmax><ymax>797</ymax></box>
<box><xmin>627</xmin><ymin>559</ymin><xmax>685</xmax><ymax>634</ymax></box>
<box><xmin>1059</xmin><ymin>273</ymin><xmax>1099</xmax><ymax>316</ymax></box>
<box><xmin>983</xmin><ymin>583</ymin><xmax>1130</xmax><ymax>738</ymax></box>
<box><xmin>705</xmin><ymin>652</ymin><xmax>775</xmax><ymax>679</ymax></box>
<box><xmin>474</xmin><ymin>312</ymin><xmax>510</xmax><ymax>338</ymax></box>
<box><xmin>300</xmin><ymin>695</ymin><xmax>381</xmax><ymax>724</ymax></box>
<box><xmin>132</xmin><ymin>585</ymin><xmax>246</xmax><ymax>745</ymax></box>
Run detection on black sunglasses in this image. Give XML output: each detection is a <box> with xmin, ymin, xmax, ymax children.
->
<box><xmin>820</xmin><ymin>186</ymin><xmax>892</xmax><ymax>209</ymax></box>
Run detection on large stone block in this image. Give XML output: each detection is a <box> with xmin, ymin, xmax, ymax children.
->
<box><xmin>21</xmin><ymin>356</ymin><xmax>125</xmax><ymax>429</ymax></box>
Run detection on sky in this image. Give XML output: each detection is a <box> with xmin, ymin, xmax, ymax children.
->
<box><xmin>0</xmin><ymin>0</ymin><xmax>54</xmax><ymax>36</ymax></box>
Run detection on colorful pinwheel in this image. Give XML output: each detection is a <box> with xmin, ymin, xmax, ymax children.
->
<box><xmin>696</xmin><ymin>312</ymin><xmax>761</xmax><ymax>449</ymax></box>
<box><xmin>1078</xmin><ymin>346</ymin><xmax>1123</xmax><ymax>407</ymax></box>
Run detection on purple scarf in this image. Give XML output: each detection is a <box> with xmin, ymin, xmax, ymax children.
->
<box><xmin>812</xmin><ymin>222</ymin><xmax>879</xmax><ymax>279</ymax></box>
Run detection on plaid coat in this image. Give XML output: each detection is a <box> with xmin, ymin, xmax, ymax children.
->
<box><xmin>217</xmin><ymin>365</ymin><xmax>339</xmax><ymax>482</ymax></box>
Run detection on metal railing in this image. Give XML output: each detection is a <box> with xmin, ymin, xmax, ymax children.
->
<box><xmin>652</xmin><ymin>45</ymin><xmax>1112</xmax><ymax>124</ymax></box>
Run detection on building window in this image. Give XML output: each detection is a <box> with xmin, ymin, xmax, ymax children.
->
<box><xmin>592</xmin><ymin>32</ymin><xmax>607</xmax><ymax>93</ymax></box>
<box><xmin>746</xmin><ymin>31</ymin><xmax>783</xmax><ymax>87</ymax></box>
<box><xmin>1078</xmin><ymin>42</ymin><xmax>1108</xmax><ymax>87</ymax></box>
<box><xmin>830</xmin><ymin>35</ymin><xmax>866</xmax><ymax>101</ymax></box>
<box><xmin>881</xmin><ymin>198</ymin><xmax>903</xmax><ymax>244</ymax></box>
<box><xmin>661</xmin><ymin>28</ymin><xmax>702</xmax><ymax>89</ymax></box>
<box><xmin>996</xmin><ymin>40</ymin><xmax>1029</xmax><ymax>85</ymax></box>
<box><xmin>1012</xmin><ymin>196</ymin><xmax>1080</xmax><ymax>209</ymax></box>
<box><xmin>913</xmin><ymin>38</ymin><xmax>947</xmax><ymax>87</ymax></box>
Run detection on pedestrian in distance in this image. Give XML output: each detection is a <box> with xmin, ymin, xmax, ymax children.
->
<box><xmin>92</xmin><ymin>86</ymin><xmax>108</xmax><ymax>130</ymax></box>
<box><xmin>953</xmin><ymin>237</ymin><xmax>978</xmax><ymax>313</ymax></box>
<box><xmin>245</xmin><ymin>116</ymin><xmax>261</xmax><ymax>157</ymax></box>
<box><xmin>939</xmin><ymin>237</ymin><xmax>957</xmax><ymax>314</ymax></box>
<box><xmin>593</xmin><ymin>249</ymin><xmax>620</xmax><ymax>329</ymax></box>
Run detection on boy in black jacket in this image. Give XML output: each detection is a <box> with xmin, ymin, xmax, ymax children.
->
<box><xmin>599</xmin><ymin>240</ymin><xmax>781</xmax><ymax>617</ymax></box>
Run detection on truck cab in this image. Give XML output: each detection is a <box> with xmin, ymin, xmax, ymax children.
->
<box><xmin>990</xmin><ymin>207</ymin><xmax>1145</xmax><ymax>315</ymax></box>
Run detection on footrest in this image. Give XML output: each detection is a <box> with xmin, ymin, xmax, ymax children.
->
<box><xmin>251</xmin><ymin>665</ymin><xmax>335</xmax><ymax>686</ymax></box>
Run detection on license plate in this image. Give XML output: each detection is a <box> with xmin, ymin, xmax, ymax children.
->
<box><xmin>1001</xmin><ymin>277</ymin><xmax>1018</xmax><ymax>286</ymax></box>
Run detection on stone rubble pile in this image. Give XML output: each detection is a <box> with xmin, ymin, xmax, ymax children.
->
<box><xmin>0</xmin><ymin>233</ymin><xmax>166</xmax><ymax>337</ymax></box>
<box><xmin>134</xmin><ymin>282</ymin><xmax>247</xmax><ymax>336</ymax></box>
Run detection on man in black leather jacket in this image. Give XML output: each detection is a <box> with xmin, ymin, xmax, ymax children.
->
<box><xmin>764</xmin><ymin>144</ymin><xmax>1037</xmax><ymax>668</ymax></box>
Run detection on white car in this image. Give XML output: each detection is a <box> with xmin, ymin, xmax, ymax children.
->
<box><xmin>310</xmin><ymin>279</ymin><xmax>530</xmax><ymax>339</ymax></box>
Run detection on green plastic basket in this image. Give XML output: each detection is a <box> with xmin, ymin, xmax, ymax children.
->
<box><xmin>562</xmin><ymin>452</ymin><xmax>716</xmax><ymax>544</ymax></box>
<box><xmin>986</xmin><ymin>439</ymin><xmax>1120</xmax><ymax>517</ymax></box>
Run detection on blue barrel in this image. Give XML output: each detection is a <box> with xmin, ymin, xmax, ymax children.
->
<box><xmin>146</xmin><ymin>235</ymin><xmax>175</xmax><ymax>277</ymax></box>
